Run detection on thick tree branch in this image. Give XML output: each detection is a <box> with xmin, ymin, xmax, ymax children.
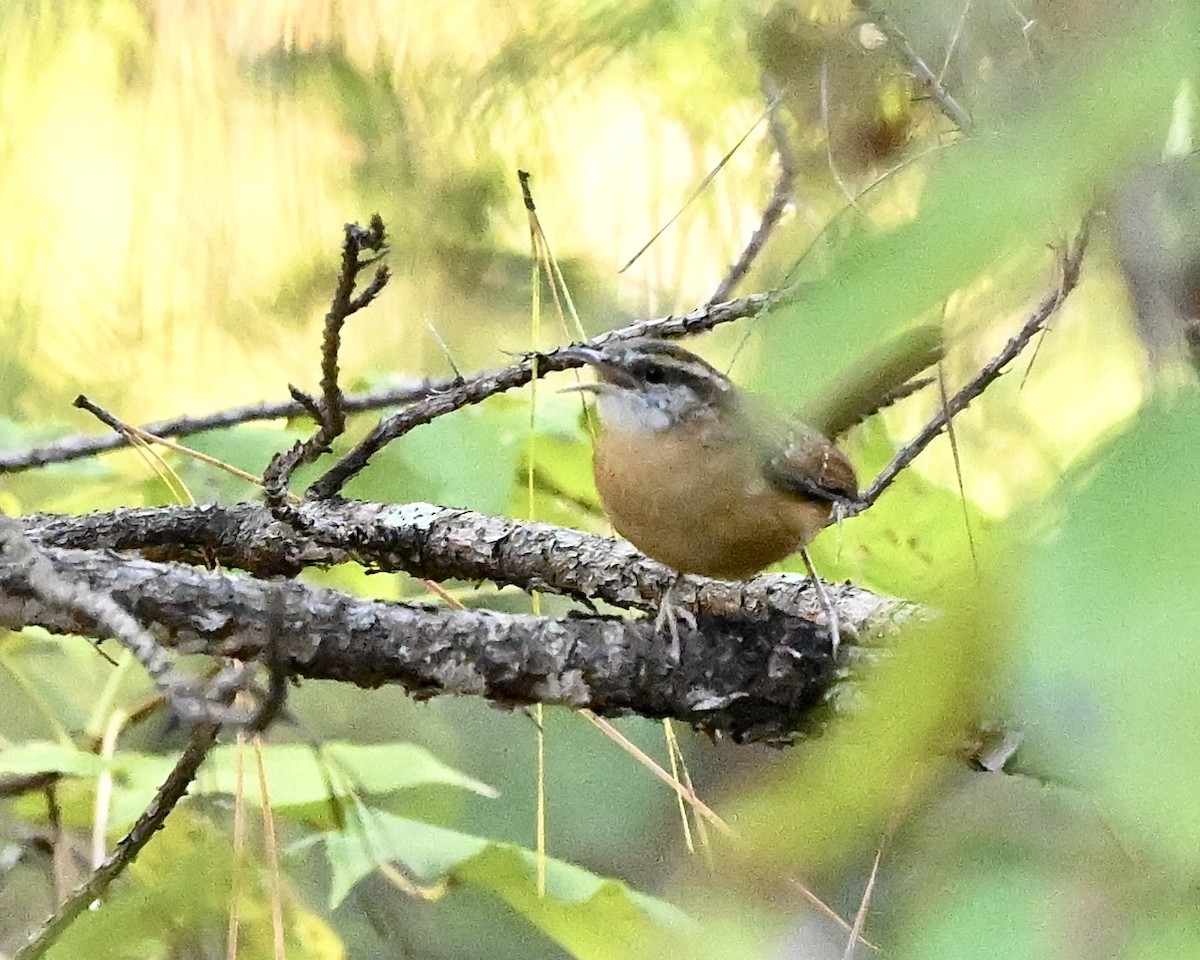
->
<box><xmin>0</xmin><ymin>515</ymin><xmax>251</xmax><ymax>726</ymax></box>
<box><xmin>20</xmin><ymin>500</ymin><xmax>865</xmax><ymax>623</ymax></box>
<box><xmin>0</xmin><ymin>545</ymin><xmax>906</xmax><ymax>744</ymax></box>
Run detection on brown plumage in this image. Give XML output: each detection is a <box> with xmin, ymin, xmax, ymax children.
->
<box><xmin>561</xmin><ymin>338</ymin><xmax>858</xmax><ymax>581</ymax></box>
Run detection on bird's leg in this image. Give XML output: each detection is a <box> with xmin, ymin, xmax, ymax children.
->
<box><xmin>653</xmin><ymin>574</ymin><xmax>696</xmax><ymax>663</ymax></box>
<box><xmin>800</xmin><ymin>548</ymin><xmax>841</xmax><ymax>657</ymax></box>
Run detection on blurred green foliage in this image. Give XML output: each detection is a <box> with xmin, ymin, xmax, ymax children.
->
<box><xmin>1</xmin><ymin>0</ymin><xmax>1199</xmax><ymax>957</ymax></box>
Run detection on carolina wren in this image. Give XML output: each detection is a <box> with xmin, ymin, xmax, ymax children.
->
<box><xmin>560</xmin><ymin>337</ymin><xmax>859</xmax><ymax>648</ymax></box>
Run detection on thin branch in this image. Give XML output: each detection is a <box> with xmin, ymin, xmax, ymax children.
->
<box><xmin>0</xmin><ymin>379</ymin><xmax>432</xmax><ymax>475</ymax></box>
<box><xmin>305</xmin><ymin>294</ymin><xmax>769</xmax><ymax>498</ymax></box>
<box><xmin>856</xmin><ymin>227</ymin><xmax>1089</xmax><ymax>510</ymax></box>
<box><xmin>709</xmin><ymin>74</ymin><xmax>798</xmax><ymax>304</ymax></box>
<box><xmin>72</xmin><ymin>394</ymin><xmax>265</xmax><ymax>490</ymax></box>
<box><xmin>618</xmin><ymin>95</ymin><xmax>784</xmax><ymax>275</ymax></box>
<box><xmin>851</xmin><ymin>1</ymin><xmax>974</xmax><ymax>135</ymax></box>
<box><xmin>263</xmin><ymin>216</ymin><xmax>389</xmax><ymax>505</ymax></box>
<box><xmin>13</xmin><ymin>723</ymin><xmax>220</xmax><ymax>960</ymax></box>
<box><xmin>1</xmin><ymin>296</ymin><xmax>766</xmax><ymax>486</ymax></box>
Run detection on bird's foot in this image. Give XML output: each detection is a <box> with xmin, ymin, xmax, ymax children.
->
<box><xmin>653</xmin><ymin>579</ymin><xmax>696</xmax><ymax>663</ymax></box>
<box><xmin>800</xmin><ymin>548</ymin><xmax>842</xmax><ymax>658</ymax></box>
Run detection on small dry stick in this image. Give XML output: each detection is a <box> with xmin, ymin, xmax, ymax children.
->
<box><xmin>709</xmin><ymin>73</ymin><xmax>799</xmax><ymax>304</ymax></box>
<box><xmin>73</xmin><ymin>395</ymin><xmax>265</xmax><ymax>489</ymax></box>
<box><xmin>13</xmin><ymin>722</ymin><xmax>220</xmax><ymax>960</ymax></box>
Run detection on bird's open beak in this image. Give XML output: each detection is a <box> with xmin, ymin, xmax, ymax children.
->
<box><xmin>557</xmin><ymin>344</ymin><xmax>636</xmax><ymax>390</ymax></box>
<box><xmin>557</xmin><ymin>381</ymin><xmax>608</xmax><ymax>395</ymax></box>
<box><xmin>556</xmin><ymin>344</ymin><xmax>622</xmax><ymax>394</ymax></box>
<box><xmin>557</xmin><ymin>345</ymin><xmax>608</xmax><ymax>366</ymax></box>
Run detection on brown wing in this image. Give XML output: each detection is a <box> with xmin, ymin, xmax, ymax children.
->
<box><xmin>762</xmin><ymin>421</ymin><xmax>859</xmax><ymax>504</ymax></box>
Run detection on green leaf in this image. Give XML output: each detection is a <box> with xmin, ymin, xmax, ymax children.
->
<box><xmin>193</xmin><ymin>741</ymin><xmax>496</xmax><ymax>814</ymax></box>
<box><xmin>314</xmin><ymin>808</ymin><xmax>691</xmax><ymax>959</ymax></box>
<box><xmin>727</xmin><ymin>570</ymin><xmax>1005</xmax><ymax>871</ymax></box>
<box><xmin>1014</xmin><ymin>393</ymin><xmax>1200</xmax><ymax>866</ymax></box>
<box><xmin>345</xmin><ymin>401</ymin><xmax>525</xmax><ymax>514</ymax></box>
<box><xmin>0</xmin><ymin>740</ymin><xmax>106</xmax><ymax>777</ymax></box>
<box><xmin>894</xmin><ymin>858</ymin><xmax>1070</xmax><ymax>960</ymax></box>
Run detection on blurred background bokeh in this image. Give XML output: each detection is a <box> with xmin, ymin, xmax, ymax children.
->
<box><xmin>2</xmin><ymin>0</ymin><xmax>1199</xmax><ymax>957</ymax></box>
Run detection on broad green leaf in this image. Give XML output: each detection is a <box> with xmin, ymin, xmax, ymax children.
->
<box><xmin>894</xmin><ymin>859</ymin><xmax>1072</xmax><ymax>960</ymax></box>
<box><xmin>345</xmin><ymin>401</ymin><xmax>525</xmax><ymax>514</ymax></box>
<box><xmin>727</xmin><ymin>568</ymin><xmax>1004</xmax><ymax>870</ymax></box>
<box><xmin>1014</xmin><ymin>393</ymin><xmax>1200</xmax><ymax>866</ymax></box>
<box><xmin>459</xmin><ymin>844</ymin><xmax>689</xmax><ymax>960</ymax></box>
<box><xmin>313</xmin><ymin>809</ymin><xmax>691</xmax><ymax>959</ymax></box>
<box><xmin>49</xmin><ymin>809</ymin><xmax>344</xmax><ymax>960</ymax></box>
<box><xmin>193</xmin><ymin>742</ymin><xmax>496</xmax><ymax>814</ymax></box>
<box><xmin>0</xmin><ymin>740</ymin><xmax>106</xmax><ymax>777</ymax></box>
<box><xmin>1125</xmin><ymin>910</ymin><xmax>1200</xmax><ymax>960</ymax></box>
<box><xmin>22</xmin><ymin>742</ymin><xmax>493</xmax><ymax>831</ymax></box>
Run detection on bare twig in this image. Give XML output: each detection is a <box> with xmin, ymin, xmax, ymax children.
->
<box><xmin>4</xmin><ymin>296</ymin><xmax>765</xmax><ymax>485</ymax></box>
<box><xmin>72</xmin><ymin>394</ymin><xmax>264</xmax><ymax>490</ymax></box>
<box><xmin>14</xmin><ymin>723</ymin><xmax>220</xmax><ymax>960</ymax></box>
<box><xmin>0</xmin><ymin>379</ymin><xmax>432</xmax><ymax>475</ymax></box>
<box><xmin>856</xmin><ymin>227</ymin><xmax>1089</xmax><ymax>510</ymax></box>
<box><xmin>620</xmin><ymin>91</ymin><xmax>787</xmax><ymax>275</ymax></box>
<box><xmin>851</xmin><ymin>1</ymin><xmax>975</xmax><ymax>135</ymax></box>
<box><xmin>264</xmin><ymin>216</ymin><xmax>390</xmax><ymax>506</ymax></box>
<box><xmin>306</xmin><ymin>295</ymin><xmax>769</xmax><ymax>498</ymax></box>
<box><xmin>709</xmin><ymin>74</ymin><xmax>798</xmax><ymax>304</ymax></box>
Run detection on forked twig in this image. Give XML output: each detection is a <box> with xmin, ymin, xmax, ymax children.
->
<box><xmin>263</xmin><ymin>216</ymin><xmax>390</xmax><ymax>506</ymax></box>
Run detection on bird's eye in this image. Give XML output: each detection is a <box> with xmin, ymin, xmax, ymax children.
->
<box><xmin>641</xmin><ymin>362</ymin><xmax>666</xmax><ymax>384</ymax></box>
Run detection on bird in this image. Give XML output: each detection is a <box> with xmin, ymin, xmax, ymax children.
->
<box><xmin>558</xmin><ymin>336</ymin><xmax>859</xmax><ymax>658</ymax></box>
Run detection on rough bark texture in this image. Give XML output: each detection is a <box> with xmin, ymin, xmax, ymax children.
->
<box><xmin>7</xmin><ymin>505</ymin><xmax>912</xmax><ymax>743</ymax></box>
